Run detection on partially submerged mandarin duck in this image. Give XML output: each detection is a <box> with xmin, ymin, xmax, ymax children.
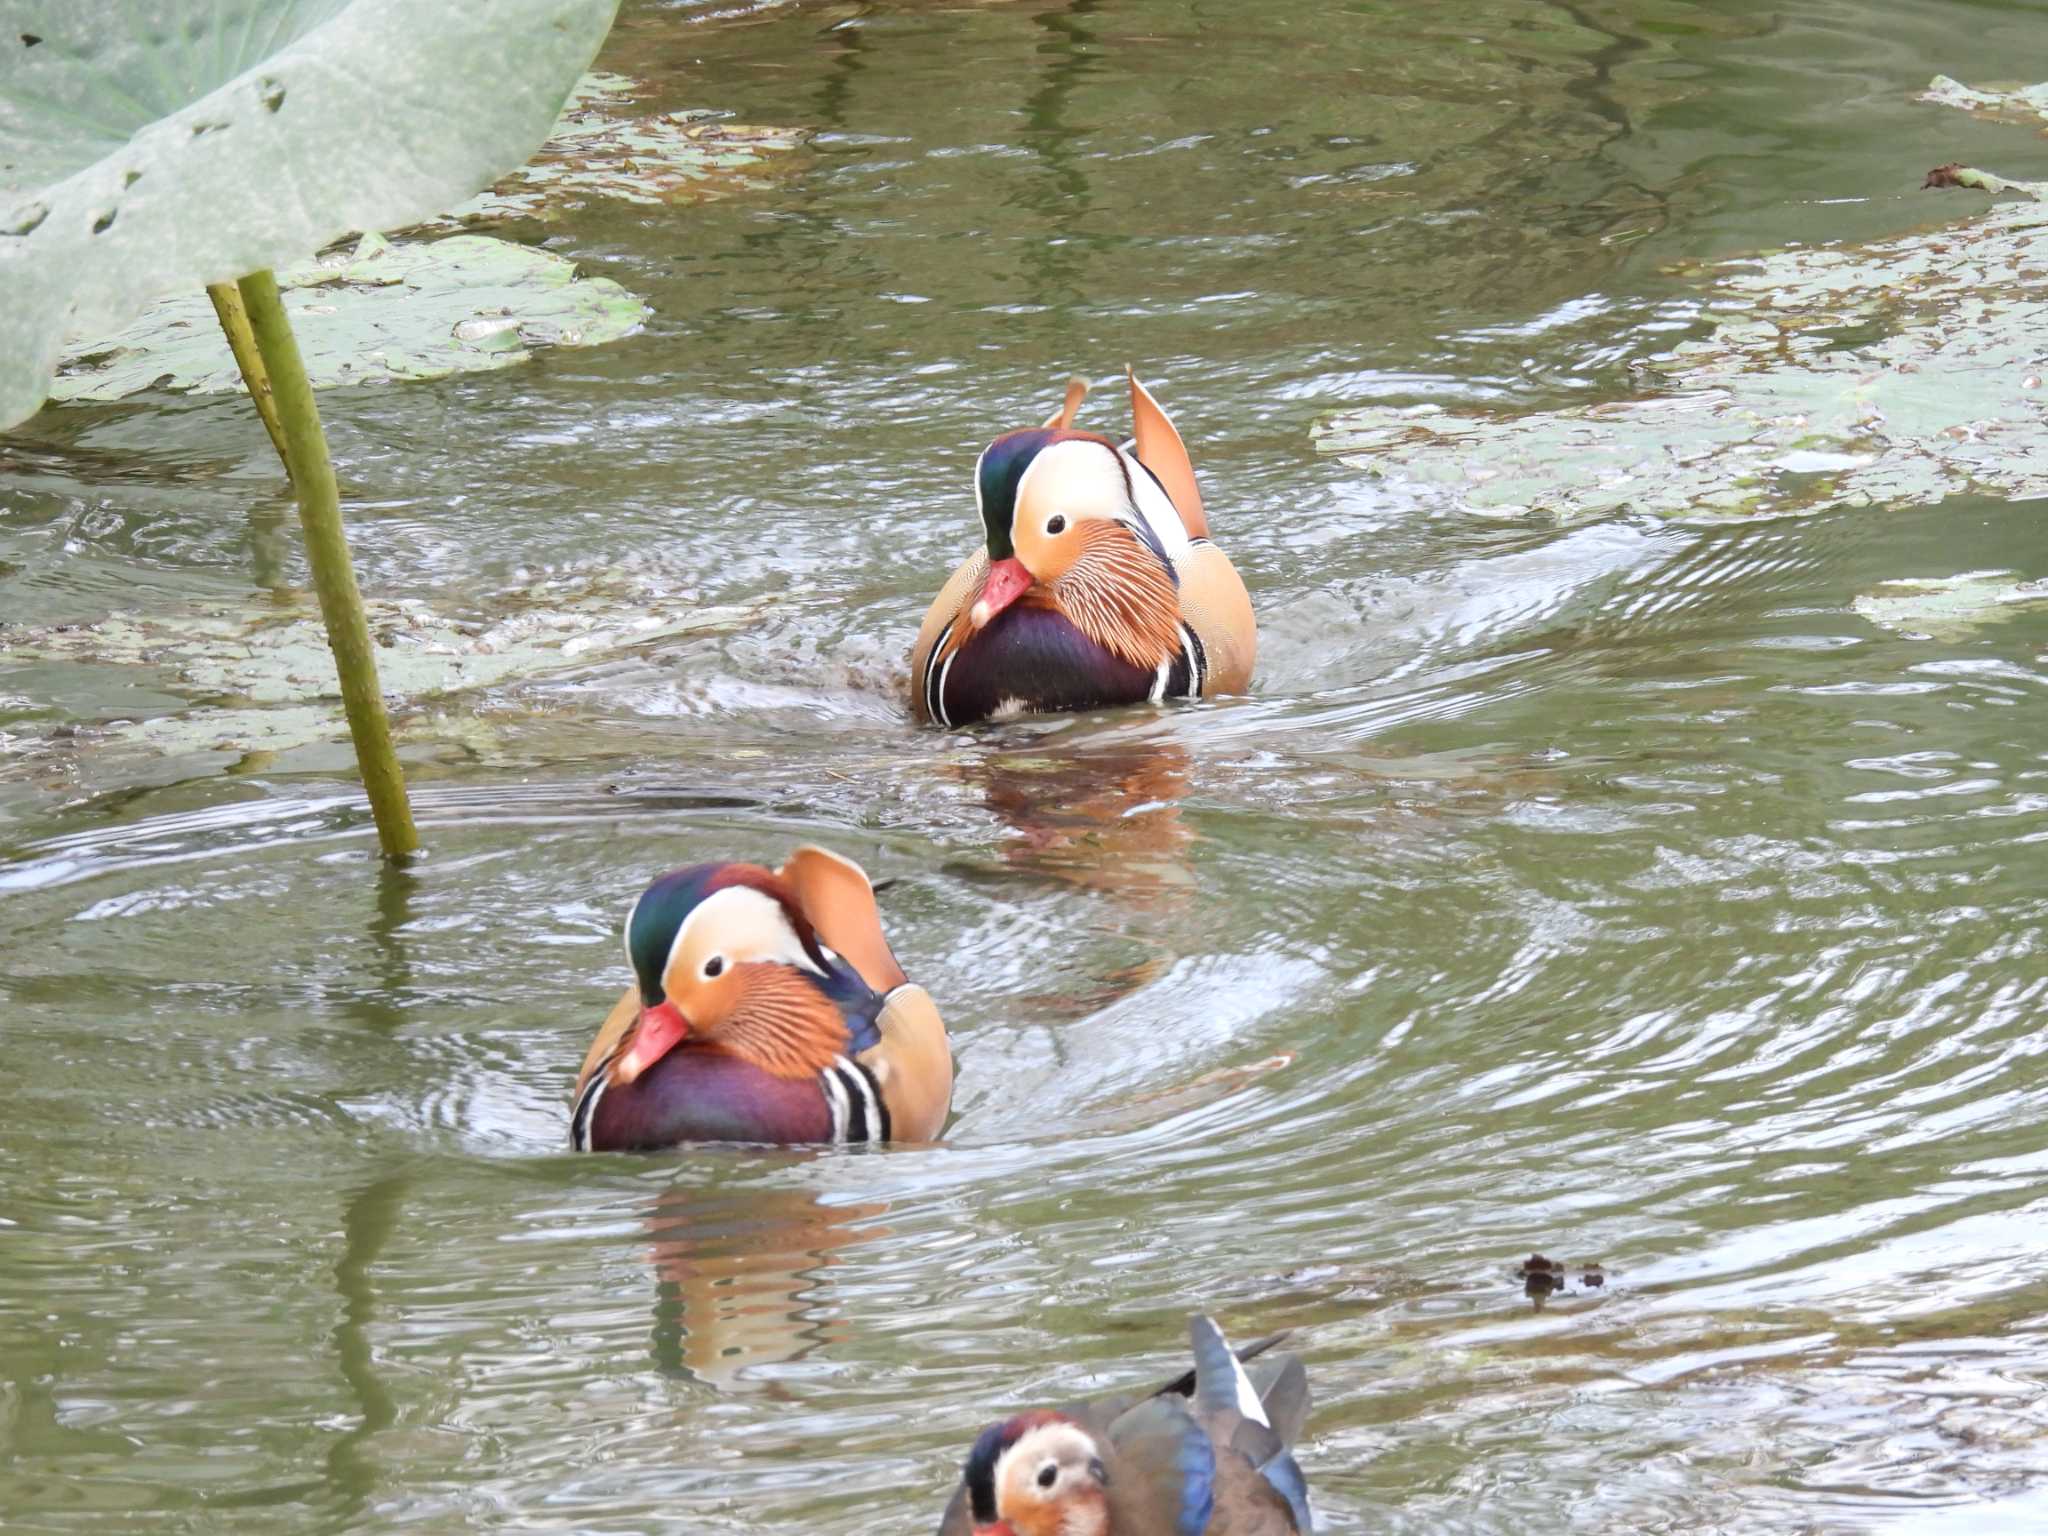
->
<box><xmin>937</xmin><ymin>1316</ymin><xmax>1313</xmax><ymax>1536</ymax></box>
<box><xmin>571</xmin><ymin>847</ymin><xmax>953</xmax><ymax>1150</ymax></box>
<box><xmin>911</xmin><ymin>371</ymin><xmax>1256</xmax><ymax>727</ymax></box>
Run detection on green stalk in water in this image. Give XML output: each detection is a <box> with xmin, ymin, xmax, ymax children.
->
<box><xmin>233</xmin><ymin>269</ymin><xmax>420</xmax><ymax>860</ymax></box>
<box><xmin>206</xmin><ymin>281</ymin><xmax>293</xmax><ymax>477</ymax></box>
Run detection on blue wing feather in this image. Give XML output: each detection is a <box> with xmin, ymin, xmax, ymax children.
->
<box><xmin>1257</xmin><ymin>1449</ymin><xmax>1314</xmax><ymax>1533</ymax></box>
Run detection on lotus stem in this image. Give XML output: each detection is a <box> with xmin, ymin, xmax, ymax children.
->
<box><xmin>206</xmin><ymin>280</ymin><xmax>292</xmax><ymax>476</ymax></box>
<box><xmin>236</xmin><ymin>268</ymin><xmax>419</xmax><ymax>861</ymax></box>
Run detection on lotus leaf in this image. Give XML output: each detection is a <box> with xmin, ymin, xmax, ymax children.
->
<box><xmin>50</xmin><ymin>233</ymin><xmax>646</xmax><ymax>401</ymax></box>
<box><xmin>1315</xmin><ymin>194</ymin><xmax>2048</xmax><ymax>523</ymax></box>
<box><xmin>0</xmin><ymin>0</ymin><xmax>621</xmax><ymax>432</ymax></box>
<box><xmin>434</xmin><ymin>71</ymin><xmax>807</xmax><ymax>225</ymax></box>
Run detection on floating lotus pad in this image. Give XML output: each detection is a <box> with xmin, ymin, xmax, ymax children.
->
<box><xmin>435</xmin><ymin>71</ymin><xmax>807</xmax><ymax>225</ymax></box>
<box><xmin>1854</xmin><ymin>571</ymin><xmax>2048</xmax><ymax>641</ymax></box>
<box><xmin>0</xmin><ymin>0</ymin><xmax>621</xmax><ymax>432</ymax></box>
<box><xmin>1</xmin><ymin>573</ymin><xmax>775</xmax><ymax>760</ymax></box>
<box><xmin>1920</xmin><ymin>76</ymin><xmax>2048</xmax><ymax>130</ymax></box>
<box><xmin>1315</xmin><ymin>191</ymin><xmax>2048</xmax><ymax>523</ymax></box>
<box><xmin>50</xmin><ymin>233</ymin><xmax>646</xmax><ymax>400</ymax></box>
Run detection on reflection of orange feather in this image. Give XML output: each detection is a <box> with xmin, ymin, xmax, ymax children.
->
<box><xmin>712</xmin><ymin>963</ymin><xmax>851</xmax><ymax>1077</ymax></box>
<box><xmin>976</xmin><ymin>740</ymin><xmax>1195</xmax><ymax>914</ymax></box>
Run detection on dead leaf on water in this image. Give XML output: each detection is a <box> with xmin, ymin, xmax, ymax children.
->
<box><xmin>428</xmin><ymin>72</ymin><xmax>808</xmax><ymax>226</ymax></box>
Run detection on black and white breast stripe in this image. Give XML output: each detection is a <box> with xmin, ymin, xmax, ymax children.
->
<box><xmin>569</xmin><ymin>1053</ymin><xmax>613</xmax><ymax>1151</ymax></box>
<box><xmin>923</xmin><ymin>617</ymin><xmax>957</xmax><ymax>728</ymax></box>
<box><xmin>821</xmin><ymin>1055</ymin><xmax>890</xmax><ymax>1144</ymax></box>
<box><xmin>1154</xmin><ymin>621</ymin><xmax>1205</xmax><ymax>702</ymax></box>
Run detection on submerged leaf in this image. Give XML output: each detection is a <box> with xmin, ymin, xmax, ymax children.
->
<box><xmin>50</xmin><ymin>233</ymin><xmax>646</xmax><ymax>400</ymax></box>
<box><xmin>431</xmin><ymin>71</ymin><xmax>807</xmax><ymax>225</ymax></box>
<box><xmin>0</xmin><ymin>0</ymin><xmax>622</xmax><ymax>432</ymax></box>
<box><xmin>1315</xmin><ymin>197</ymin><xmax>2048</xmax><ymax>522</ymax></box>
<box><xmin>1854</xmin><ymin>571</ymin><xmax>2048</xmax><ymax>640</ymax></box>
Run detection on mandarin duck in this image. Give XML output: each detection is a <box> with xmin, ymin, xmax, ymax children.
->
<box><xmin>571</xmin><ymin>846</ymin><xmax>953</xmax><ymax>1150</ymax></box>
<box><xmin>937</xmin><ymin>1316</ymin><xmax>1313</xmax><ymax>1536</ymax></box>
<box><xmin>911</xmin><ymin>370</ymin><xmax>1256</xmax><ymax>726</ymax></box>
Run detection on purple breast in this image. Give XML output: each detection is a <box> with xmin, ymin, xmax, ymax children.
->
<box><xmin>942</xmin><ymin>604</ymin><xmax>1155</xmax><ymax>724</ymax></box>
<box><xmin>589</xmin><ymin>1047</ymin><xmax>833</xmax><ymax>1149</ymax></box>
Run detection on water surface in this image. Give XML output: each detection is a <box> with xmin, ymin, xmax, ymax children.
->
<box><xmin>5</xmin><ymin>1</ymin><xmax>2048</xmax><ymax>1530</ymax></box>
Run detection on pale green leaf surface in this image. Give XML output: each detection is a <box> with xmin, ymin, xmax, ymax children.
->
<box><xmin>1315</xmin><ymin>198</ymin><xmax>2048</xmax><ymax>523</ymax></box>
<box><xmin>0</xmin><ymin>0</ymin><xmax>622</xmax><ymax>430</ymax></box>
<box><xmin>51</xmin><ymin>232</ymin><xmax>646</xmax><ymax>399</ymax></box>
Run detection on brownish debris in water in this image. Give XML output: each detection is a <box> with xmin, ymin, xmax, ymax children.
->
<box><xmin>1517</xmin><ymin>1253</ymin><xmax>1566</xmax><ymax>1302</ymax></box>
<box><xmin>1514</xmin><ymin>1253</ymin><xmax>1607</xmax><ymax>1308</ymax></box>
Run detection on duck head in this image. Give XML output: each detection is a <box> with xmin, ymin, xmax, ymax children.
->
<box><xmin>965</xmin><ymin>427</ymin><xmax>1185</xmax><ymax>669</ymax></box>
<box><xmin>608</xmin><ymin>861</ymin><xmax>870</xmax><ymax>1086</ymax></box>
<box><xmin>965</xmin><ymin>1412</ymin><xmax>1111</xmax><ymax>1536</ymax></box>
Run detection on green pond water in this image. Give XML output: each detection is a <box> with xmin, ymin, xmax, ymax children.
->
<box><xmin>6</xmin><ymin>0</ymin><xmax>2048</xmax><ymax>1529</ymax></box>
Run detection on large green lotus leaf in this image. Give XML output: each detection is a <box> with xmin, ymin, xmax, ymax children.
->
<box><xmin>1921</xmin><ymin>75</ymin><xmax>2048</xmax><ymax>130</ymax></box>
<box><xmin>431</xmin><ymin>72</ymin><xmax>807</xmax><ymax>225</ymax></box>
<box><xmin>50</xmin><ymin>232</ymin><xmax>646</xmax><ymax>400</ymax></box>
<box><xmin>1315</xmin><ymin>194</ymin><xmax>2048</xmax><ymax>523</ymax></box>
<box><xmin>0</xmin><ymin>0</ymin><xmax>621</xmax><ymax>432</ymax></box>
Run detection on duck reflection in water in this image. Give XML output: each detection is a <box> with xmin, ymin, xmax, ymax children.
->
<box><xmin>973</xmin><ymin>733</ymin><xmax>1195</xmax><ymax>901</ymax></box>
<box><xmin>949</xmin><ymin>733</ymin><xmax>1292</xmax><ymax>1133</ymax></box>
<box><xmin>959</xmin><ymin>733</ymin><xmax>1196</xmax><ymax>1017</ymax></box>
<box><xmin>643</xmin><ymin>1173</ymin><xmax>890</xmax><ymax>1388</ymax></box>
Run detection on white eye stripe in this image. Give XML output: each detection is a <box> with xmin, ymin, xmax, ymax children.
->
<box><xmin>663</xmin><ymin>886</ymin><xmax>824</xmax><ymax>993</ymax></box>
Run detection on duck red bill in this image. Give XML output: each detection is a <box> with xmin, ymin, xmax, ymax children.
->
<box><xmin>615</xmin><ymin>1000</ymin><xmax>688</xmax><ymax>1083</ymax></box>
<box><xmin>969</xmin><ymin>557</ymin><xmax>1033</xmax><ymax>629</ymax></box>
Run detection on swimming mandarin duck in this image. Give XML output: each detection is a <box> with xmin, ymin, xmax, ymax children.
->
<box><xmin>570</xmin><ymin>847</ymin><xmax>953</xmax><ymax>1150</ymax></box>
<box><xmin>936</xmin><ymin>1315</ymin><xmax>1313</xmax><ymax>1535</ymax></box>
<box><xmin>911</xmin><ymin>370</ymin><xmax>1256</xmax><ymax>726</ymax></box>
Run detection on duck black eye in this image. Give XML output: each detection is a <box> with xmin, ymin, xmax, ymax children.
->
<box><xmin>1045</xmin><ymin>515</ymin><xmax>1066</xmax><ymax>535</ymax></box>
<box><xmin>1037</xmin><ymin>1464</ymin><xmax>1058</xmax><ymax>1490</ymax></box>
<box><xmin>702</xmin><ymin>955</ymin><xmax>725</xmax><ymax>979</ymax></box>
